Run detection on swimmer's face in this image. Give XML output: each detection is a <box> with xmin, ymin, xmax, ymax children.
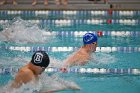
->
<box><xmin>40</xmin><ymin>67</ymin><xmax>46</xmax><ymax>73</ymax></box>
<box><xmin>91</xmin><ymin>42</ymin><xmax>97</xmax><ymax>52</ymax></box>
<box><xmin>36</xmin><ymin>66</ymin><xmax>46</xmax><ymax>75</ymax></box>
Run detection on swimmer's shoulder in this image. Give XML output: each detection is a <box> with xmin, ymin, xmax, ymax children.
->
<box><xmin>15</xmin><ymin>66</ymin><xmax>35</xmax><ymax>83</ymax></box>
<box><xmin>18</xmin><ymin>66</ymin><xmax>34</xmax><ymax>76</ymax></box>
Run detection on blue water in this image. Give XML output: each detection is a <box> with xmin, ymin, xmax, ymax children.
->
<box><xmin>0</xmin><ymin>10</ymin><xmax>140</xmax><ymax>93</ymax></box>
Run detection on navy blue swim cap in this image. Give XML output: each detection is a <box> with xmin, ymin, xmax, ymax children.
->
<box><xmin>31</xmin><ymin>51</ymin><xmax>50</xmax><ymax>68</ymax></box>
<box><xmin>83</xmin><ymin>33</ymin><xmax>98</xmax><ymax>45</ymax></box>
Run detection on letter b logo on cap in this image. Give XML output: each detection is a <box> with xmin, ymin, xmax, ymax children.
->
<box><xmin>34</xmin><ymin>53</ymin><xmax>43</xmax><ymax>64</ymax></box>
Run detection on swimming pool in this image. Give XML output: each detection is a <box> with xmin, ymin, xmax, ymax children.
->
<box><xmin>0</xmin><ymin>10</ymin><xmax>140</xmax><ymax>93</ymax></box>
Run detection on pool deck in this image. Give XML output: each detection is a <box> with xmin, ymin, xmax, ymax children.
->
<box><xmin>0</xmin><ymin>0</ymin><xmax>140</xmax><ymax>10</ymax></box>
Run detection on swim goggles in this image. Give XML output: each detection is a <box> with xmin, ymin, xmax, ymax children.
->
<box><xmin>92</xmin><ymin>42</ymin><xmax>97</xmax><ymax>46</ymax></box>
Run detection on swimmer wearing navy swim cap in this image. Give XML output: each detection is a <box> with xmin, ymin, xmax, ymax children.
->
<box><xmin>31</xmin><ymin>51</ymin><xmax>50</xmax><ymax>68</ymax></box>
<box><xmin>8</xmin><ymin>51</ymin><xmax>80</xmax><ymax>92</ymax></box>
<box><xmin>62</xmin><ymin>33</ymin><xmax>98</xmax><ymax>68</ymax></box>
<box><xmin>9</xmin><ymin>51</ymin><xmax>50</xmax><ymax>89</ymax></box>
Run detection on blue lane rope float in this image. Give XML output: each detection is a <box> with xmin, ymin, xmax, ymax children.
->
<box><xmin>0</xmin><ymin>67</ymin><xmax>140</xmax><ymax>75</ymax></box>
<box><xmin>0</xmin><ymin>10</ymin><xmax>140</xmax><ymax>16</ymax></box>
<box><xmin>4</xmin><ymin>46</ymin><xmax>140</xmax><ymax>53</ymax></box>
<box><xmin>0</xmin><ymin>67</ymin><xmax>19</xmax><ymax>74</ymax></box>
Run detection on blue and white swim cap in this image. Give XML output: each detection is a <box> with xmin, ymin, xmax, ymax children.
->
<box><xmin>83</xmin><ymin>33</ymin><xmax>98</xmax><ymax>45</ymax></box>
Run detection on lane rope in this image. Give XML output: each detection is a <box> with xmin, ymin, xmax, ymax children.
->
<box><xmin>41</xmin><ymin>31</ymin><xmax>140</xmax><ymax>37</ymax></box>
<box><xmin>0</xmin><ymin>67</ymin><xmax>140</xmax><ymax>75</ymax></box>
<box><xmin>2</xmin><ymin>46</ymin><xmax>140</xmax><ymax>52</ymax></box>
<box><xmin>0</xmin><ymin>19</ymin><xmax>139</xmax><ymax>25</ymax></box>
<box><xmin>0</xmin><ymin>10</ymin><xmax>140</xmax><ymax>16</ymax></box>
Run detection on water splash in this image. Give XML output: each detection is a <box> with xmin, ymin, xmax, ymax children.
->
<box><xmin>0</xmin><ymin>56</ymin><xmax>80</xmax><ymax>93</ymax></box>
<box><xmin>91</xmin><ymin>52</ymin><xmax>117</xmax><ymax>64</ymax></box>
<box><xmin>1</xmin><ymin>80</ymin><xmax>42</xmax><ymax>93</ymax></box>
<box><xmin>0</xmin><ymin>56</ymin><xmax>29</xmax><ymax>66</ymax></box>
<box><xmin>49</xmin><ymin>57</ymin><xmax>64</xmax><ymax>68</ymax></box>
<box><xmin>1</xmin><ymin>73</ymin><xmax>80</xmax><ymax>93</ymax></box>
<box><xmin>0</xmin><ymin>18</ymin><xmax>52</xmax><ymax>44</ymax></box>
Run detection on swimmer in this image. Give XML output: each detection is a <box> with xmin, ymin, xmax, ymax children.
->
<box><xmin>9</xmin><ymin>51</ymin><xmax>50</xmax><ymax>89</ymax></box>
<box><xmin>7</xmin><ymin>51</ymin><xmax>80</xmax><ymax>92</ymax></box>
<box><xmin>62</xmin><ymin>33</ymin><xmax>98</xmax><ymax>68</ymax></box>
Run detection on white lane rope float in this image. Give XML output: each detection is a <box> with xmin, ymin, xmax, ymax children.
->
<box><xmin>0</xmin><ymin>19</ymin><xmax>139</xmax><ymax>25</ymax></box>
<box><xmin>0</xmin><ymin>10</ymin><xmax>140</xmax><ymax>16</ymax></box>
<box><xmin>41</xmin><ymin>31</ymin><xmax>140</xmax><ymax>37</ymax></box>
<box><xmin>3</xmin><ymin>46</ymin><xmax>140</xmax><ymax>53</ymax></box>
<box><xmin>0</xmin><ymin>67</ymin><xmax>140</xmax><ymax>75</ymax></box>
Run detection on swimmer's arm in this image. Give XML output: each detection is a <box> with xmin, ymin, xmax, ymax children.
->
<box><xmin>63</xmin><ymin>54</ymin><xmax>78</xmax><ymax>68</ymax></box>
<box><xmin>62</xmin><ymin>50</ymin><xmax>82</xmax><ymax>68</ymax></box>
<box><xmin>60</xmin><ymin>56</ymin><xmax>77</xmax><ymax>72</ymax></box>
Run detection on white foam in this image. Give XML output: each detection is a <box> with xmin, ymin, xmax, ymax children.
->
<box><xmin>49</xmin><ymin>57</ymin><xmax>63</xmax><ymax>68</ymax></box>
<box><xmin>1</xmin><ymin>73</ymin><xmax>80</xmax><ymax>93</ymax></box>
<box><xmin>40</xmin><ymin>74</ymin><xmax>80</xmax><ymax>92</ymax></box>
<box><xmin>0</xmin><ymin>80</ymin><xmax>41</xmax><ymax>93</ymax></box>
<box><xmin>91</xmin><ymin>53</ymin><xmax>117</xmax><ymax>64</ymax></box>
<box><xmin>0</xmin><ymin>17</ymin><xmax>52</xmax><ymax>44</ymax></box>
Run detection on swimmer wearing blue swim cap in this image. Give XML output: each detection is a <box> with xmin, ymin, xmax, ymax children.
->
<box><xmin>62</xmin><ymin>33</ymin><xmax>98</xmax><ymax>68</ymax></box>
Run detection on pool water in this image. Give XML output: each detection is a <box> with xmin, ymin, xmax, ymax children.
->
<box><xmin>0</xmin><ymin>10</ymin><xmax>140</xmax><ymax>93</ymax></box>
